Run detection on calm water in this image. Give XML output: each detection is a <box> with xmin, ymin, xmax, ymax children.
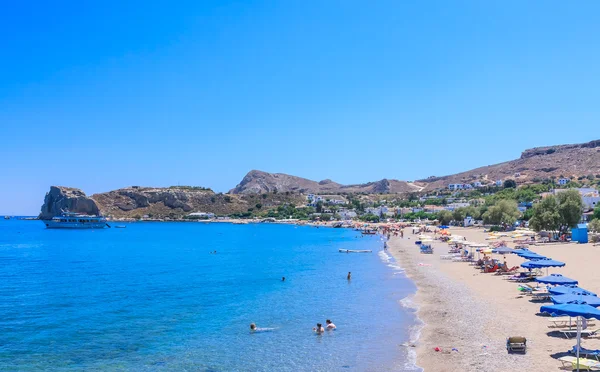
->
<box><xmin>0</xmin><ymin>220</ymin><xmax>418</xmax><ymax>371</ymax></box>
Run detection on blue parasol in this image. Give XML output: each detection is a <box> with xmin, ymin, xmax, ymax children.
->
<box><xmin>540</xmin><ymin>301</ymin><xmax>600</xmax><ymax>371</ymax></box>
<box><xmin>536</xmin><ymin>274</ymin><xmax>578</xmax><ymax>285</ymax></box>
<box><xmin>549</xmin><ymin>285</ymin><xmax>597</xmax><ymax>296</ymax></box>
<box><xmin>552</xmin><ymin>294</ymin><xmax>600</xmax><ymax>307</ymax></box>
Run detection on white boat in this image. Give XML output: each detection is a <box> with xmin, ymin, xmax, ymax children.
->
<box><xmin>338</xmin><ymin>249</ymin><xmax>372</xmax><ymax>253</ymax></box>
<box><xmin>42</xmin><ymin>211</ymin><xmax>109</xmax><ymax>229</ymax></box>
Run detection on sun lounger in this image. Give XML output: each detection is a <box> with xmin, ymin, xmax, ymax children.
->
<box><xmin>561</xmin><ymin>328</ymin><xmax>600</xmax><ymax>339</ymax></box>
<box><xmin>549</xmin><ymin>318</ymin><xmax>596</xmax><ymax>328</ymax></box>
<box><xmin>483</xmin><ymin>264</ymin><xmax>499</xmax><ymax>273</ymax></box>
<box><xmin>506</xmin><ymin>336</ymin><xmax>527</xmax><ymax>353</ymax></box>
<box><xmin>570</xmin><ymin>346</ymin><xmax>600</xmax><ymax>361</ymax></box>
<box><xmin>530</xmin><ymin>291</ymin><xmax>551</xmax><ymax>300</ymax></box>
<box><xmin>495</xmin><ymin>266</ymin><xmax>520</xmax><ymax>275</ymax></box>
<box><xmin>440</xmin><ymin>254</ymin><xmax>459</xmax><ymax>260</ymax></box>
<box><xmin>558</xmin><ymin>356</ymin><xmax>600</xmax><ymax>370</ymax></box>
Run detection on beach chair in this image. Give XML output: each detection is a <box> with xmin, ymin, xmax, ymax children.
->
<box><xmin>483</xmin><ymin>264</ymin><xmax>499</xmax><ymax>273</ymax></box>
<box><xmin>561</xmin><ymin>328</ymin><xmax>599</xmax><ymax>339</ymax></box>
<box><xmin>570</xmin><ymin>346</ymin><xmax>600</xmax><ymax>361</ymax></box>
<box><xmin>496</xmin><ymin>266</ymin><xmax>520</xmax><ymax>275</ymax></box>
<box><xmin>558</xmin><ymin>356</ymin><xmax>600</xmax><ymax>371</ymax></box>
<box><xmin>506</xmin><ymin>336</ymin><xmax>527</xmax><ymax>354</ymax></box>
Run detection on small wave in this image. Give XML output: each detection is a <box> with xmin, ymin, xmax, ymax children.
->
<box><xmin>399</xmin><ymin>295</ymin><xmax>419</xmax><ymax>312</ymax></box>
<box><xmin>378</xmin><ymin>251</ymin><xmax>405</xmax><ymax>273</ymax></box>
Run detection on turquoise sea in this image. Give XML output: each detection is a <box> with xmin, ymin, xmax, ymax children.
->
<box><xmin>0</xmin><ymin>219</ymin><xmax>419</xmax><ymax>371</ymax></box>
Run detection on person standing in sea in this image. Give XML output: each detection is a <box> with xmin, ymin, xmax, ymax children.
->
<box><xmin>347</xmin><ymin>272</ymin><xmax>352</xmax><ymax>280</ymax></box>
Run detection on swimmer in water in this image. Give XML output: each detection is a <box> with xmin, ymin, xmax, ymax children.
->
<box><xmin>250</xmin><ymin>323</ymin><xmax>276</xmax><ymax>333</ymax></box>
<box><xmin>347</xmin><ymin>272</ymin><xmax>352</xmax><ymax>280</ymax></box>
<box><xmin>326</xmin><ymin>319</ymin><xmax>336</xmax><ymax>330</ymax></box>
<box><xmin>282</xmin><ymin>276</ymin><xmax>286</xmax><ymax>282</ymax></box>
<box><xmin>313</xmin><ymin>323</ymin><xmax>325</xmax><ymax>334</ymax></box>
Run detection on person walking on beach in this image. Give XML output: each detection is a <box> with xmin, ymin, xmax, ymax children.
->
<box><xmin>347</xmin><ymin>272</ymin><xmax>352</xmax><ymax>280</ymax></box>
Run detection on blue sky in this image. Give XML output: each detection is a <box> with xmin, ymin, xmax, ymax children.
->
<box><xmin>1</xmin><ymin>1</ymin><xmax>600</xmax><ymax>215</ymax></box>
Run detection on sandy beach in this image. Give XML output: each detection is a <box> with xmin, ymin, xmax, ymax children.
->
<box><xmin>389</xmin><ymin>227</ymin><xmax>600</xmax><ymax>372</ymax></box>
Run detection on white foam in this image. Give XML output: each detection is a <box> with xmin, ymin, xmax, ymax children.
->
<box><xmin>399</xmin><ymin>294</ymin><xmax>425</xmax><ymax>371</ymax></box>
<box><xmin>378</xmin><ymin>250</ymin><xmax>406</xmax><ymax>273</ymax></box>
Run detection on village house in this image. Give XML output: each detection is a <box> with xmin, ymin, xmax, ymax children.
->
<box><xmin>558</xmin><ymin>178</ymin><xmax>570</xmax><ymax>185</ymax></box>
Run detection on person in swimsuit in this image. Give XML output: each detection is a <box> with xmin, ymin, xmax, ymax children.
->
<box><xmin>326</xmin><ymin>319</ymin><xmax>336</xmax><ymax>330</ymax></box>
<box><xmin>313</xmin><ymin>323</ymin><xmax>325</xmax><ymax>333</ymax></box>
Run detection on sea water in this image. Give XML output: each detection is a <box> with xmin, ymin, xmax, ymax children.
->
<box><xmin>0</xmin><ymin>220</ymin><xmax>419</xmax><ymax>371</ymax></box>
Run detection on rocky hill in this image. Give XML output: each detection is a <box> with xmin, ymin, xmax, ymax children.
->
<box><xmin>417</xmin><ymin>139</ymin><xmax>600</xmax><ymax>190</ymax></box>
<box><xmin>39</xmin><ymin>186</ymin><xmax>101</xmax><ymax>220</ymax></box>
<box><xmin>229</xmin><ymin>170</ymin><xmax>422</xmax><ymax>194</ymax></box>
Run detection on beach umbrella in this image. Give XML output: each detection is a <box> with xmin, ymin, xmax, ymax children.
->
<box><xmin>520</xmin><ymin>261</ymin><xmax>537</xmax><ymax>270</ymax></box>
<box><xmin>552</xmin><ymin>294</ymin><xmax>600</xmax><ymax>307</ymax></box>
<box><xmin>536</xmin><ymin>274</ymin><xmax>578</xmax><ymax>285</ymax></box>
<box><xmin>549</xmin><ymin>285</ymin><xmax>597</xmax><ymax>296</ymax></box>
<box><xmin>540</xmin><ymin>301</ymin><xmax>600</xmax><ymax>371</ymax></box>
<box><xmin>526</xmin><ymin>258</ymin><xmax>566</xmax><ymax>275</ymax></box>
<box><xmin>518</xmin><ymin>252</ymin><xmax>547</xmax><ymax>260</ymax></box>
<box><xmin>512</xmin><ymin>248</ymin><xmax>532</xmax><ymax>255</ymax></box>
<box><xmin>492</xmin><ymin>247</ymin><xmax>515</xmax><ymax>254</ymax></box>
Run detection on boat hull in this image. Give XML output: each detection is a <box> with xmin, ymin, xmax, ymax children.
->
<box><xmin>42</xmin><ymin>220</ymin><xmax>108</xmax><ymax>229</ymax></box>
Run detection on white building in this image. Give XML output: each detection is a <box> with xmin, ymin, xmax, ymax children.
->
<box><xmin>338</xmin><ymin>210</ymin><xmax>358</xmax><ymax>220</ymax></box>
<box><xmin>448</xmin><ymin>183</ymin><xmax>474</xmax><ymax>191</ymax></box>
<box><xmin>583</xmin><ymin>196</ymin><xmax>600</xmax><ymax>211</ymax></box>
<box><xmin>446</xmin><ymin>202</ymin><xmax>470</xmax><ymax>210</ymax></box>
<box><xmin>365</xmin><ymin>206</ymin><xmax>389</xmax><ymax>217</ymax></box>
<box><xmin>188</xmin><ymin>212</ymin><xmax>215</xmax><ymax>218</ymax></box>
<box><xmin>473</xmin><ymin>181</ymin><xmax>483</xmax><ymax>188</ymax></box>
<box><xmin>558</xmin><ymin>178</ymin><xmax>570</xmax><ymax>185</ymax></box>
<box><xmin>495</xmin><ymin>180</ymin><xmax>503</xmax><ymax>187</ymax></box>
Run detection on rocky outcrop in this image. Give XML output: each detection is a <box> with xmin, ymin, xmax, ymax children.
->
<box><xmin>520</xmin><ymin>139</ymin><xmax>600</xmax><ymax>159</ymax></box>
<box><xmin>39</xmin><ymin>186</ymin><xmax>101</xmax><ymax>220</ymax></box>
<box><xmin>230</xmin><ymin>170</ymin><xmax>421</xmax><ymax>195</ymax></box>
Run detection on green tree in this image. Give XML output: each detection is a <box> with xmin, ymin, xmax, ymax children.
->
<box><xmin>556</xmin><ymin>189</ymin><xmax>583</xmax><ymax>232</ymax></box>
<box><xmin>316</xmin><ymin>201</ymin><xmax>323</xmax><ymax>213</ymax></box>
<box><xmin>503</xmin><ymin>179</ymin><xmax>517</xmax><ymax>189</ymax></box>
<box><xmin>437</xmin><ymin>210</ymin><xmax>453</xmax><ymax>225</ymax></box>
<box><xmin>593</xmin><ymin>205</ymin><xmax>600</xmax><ymax>221</ymax></box>
<box><xmin>522</xmin><ymin>208</ymin><xmax>535</xmax><ymax>221</ymax></box>
<box><xmin>360</xmin><ymin>213</ymin><xmax>380</xmax><ymax>223</ymax></box>
<box><xmin>452</xmin><ymin>208</ymin><xmax>467</xmax><ymax>222</ymax></box>
<box><xmin>529</xmin><ymin>196</ymin><xmax>561</xmax><ymax>232</ymax></box>
<box><xmin>462</xmin><ymin>206</ymin><xmax>481</xmax><ymax>220</ymax></box>
<box><xmin>482</xmin><ymin>200</ymin><xmax>520</xmax><ymax>225</ymax></box>
<box><xmin>589</xmin><ymin>219</ymin><xmax>600</xmax><ymax>233</ymax></box>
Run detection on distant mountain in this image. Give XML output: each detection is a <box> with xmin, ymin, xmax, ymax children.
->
<box><xmin>229</xmin><ymin>170</ymin><xmax>423</xmax><ymax>195</ymax></box>
<box><xmin>417</xmin><ymin>139</ymin><xmax>600</xmax><ymax>190</ymax></box>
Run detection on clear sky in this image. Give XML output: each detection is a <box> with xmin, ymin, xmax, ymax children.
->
<box><xmin>2</xmin><ymin>1</ymin><xmax>600</xmax><ymax>215</ymax></box>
